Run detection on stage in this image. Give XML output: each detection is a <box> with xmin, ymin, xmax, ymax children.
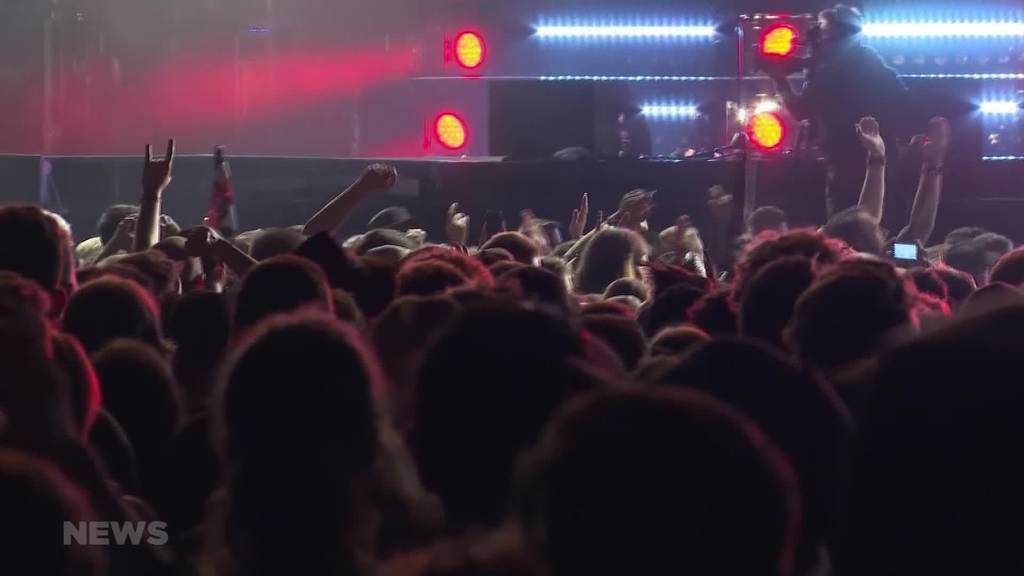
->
<box><xmin>2</xmin><ymin>154</ymin><xmax>1023</xmax><ymax>245</ymax></box>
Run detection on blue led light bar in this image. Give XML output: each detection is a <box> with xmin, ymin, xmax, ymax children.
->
<box><xmin>979</xmin><ymin>101</ymin><xmax>1021</xmax><ymax>115</ymax></box>
<box><xmin>863</xmin><ymin>21</ymin><xmax>1024</xmax><ymax>38</ymax></box>
<box><xmin>533</xmin><ymin>20</ymin><xmax>716</xmax><ymax>40</ymax></box>
<box><xmin>983</xmin><ymin>156</ymin><xmax>1024</xmax><ymax>161</ymax></box>
<box><xmin>641</xmin><ymin>103</ymin><xmax>700</xmax><ymax>119</ymax></box>
<box><xmin>899</xmin><ymin>73</ymin><xmax>1024</xmax><ymax>80</ymax></box>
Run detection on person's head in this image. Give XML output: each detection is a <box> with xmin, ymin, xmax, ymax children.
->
<box><xmin>373</xmin><ymin>295</ymin><xmax>461</xmax><ymax>432</ymax></box>
<box><xmin>110</xmin><ymin>250</ymin><xmax>178</xmax><ymax>298</ymax></box>
<box><xmin>51</xmin><ymin>333</ymin><xmax>101</xmax><ymax>438</ymax></box>
<box><xmin>0</xmin><ymin>205</ymin><xmax>69</xmax><ymax>314</ymax></box>
<box><xmin>92</xmin><ymin>340</ymin><xmax>180</xmax><ymax>488</ymax></box>
<box><xmin>482</xmin><ymin>232</ymin><xmax>541</xmax><ymax>265</ymax></box>
<box><xmin>818</xmin><ymin>4</ymin><xmax>863</xmax><ymax>43</ymax></box>
<box><xmin>520</xmin><ymin>388</ymin><xmax>799</xmax><ymax>576</ymax></box>
<box><xmin>791</xmin><ymin>260</ymin><xmax>913</xmax><ymax>372</ymax></box>
<box><xmin>603</xmin><ymin>277</ymin><xmax>648</xmax><ymax>302</ymax></box>
<box><xmin>396</xmin><ymin>261</ymin><xmax>469</xmax><ymax>298</ymax></box>
<box><xmin>402</xmin><ymin>246</ymin><xmax>495</xmax><ymax>288</ymax></box>
<box><xmin>575</xmin><ymin>228</ymin><xmax>647</xmax><ymax>295</ymax></box>
<box><xmin>852</xmin><ymin>305</ymin><xmax>1024</xmax><ymax>574</ymax></box>
<box><xmin>249</xmin><ymin>227</ymin><xmax>306</xmax><ymax>262</ymax></box>
<box><xmin>639</xmin><ymin>283</ymin><xmax>706</xmax><ymax>337</ymax></box>
<box><xmin>330</xmin><ymin>289</ymin><xmax>365</xmax><ymax>328</ymax></box>
<box><xmin>164</xmin><ymin>291</ymin><xmax>231</xmax><ymax>409</ymax></box>
<box><xmin>0</xmin><ymin>449</ymin><xmax>105</xmax><ymax>576</ymax></box>
<box><xmin>748</xmin><ymin>206</ymin><xmax>789</xmax><ymax>235</ymax></box>
<box><xmin>497</xmin><ymin>265</ymin><xmax>571</xmax><ymax>315</ymax></box>
<box><xmin>989</xmin><ymin>248</ymin><xmax>1024</xmax><ymax>287</ymax></box>
<box><xmin>907</xmin><ymin>267</ymin><xmax>948</xmax><ymax>302</ymax></box>
<box><xmin>943</xmin><ymin>232</ymin><xmax>1013</xmax><ymax>286</ymax></box>
<box><xmin>580</xmin><ymin>314</ymin><xmax>646</xmax><ymax>371</ymax></box>
<box><xmin>689</xmin><ymin>287</ymin><xmax>740</xmax><ymax>337</ymax></box>
<box><xmin>232</xmin><ymin>255</ymin><xmax>332</xmax><ymax>336</ymax></box>
<box><xmin>477</xmin><ymin>248</ymin><xmax>514</xmax><ymax>268</ymax></box>
<box><xmin>218</xmin><ymin>312</ymin><xmax>380</xmax><ymax>574</ymax></box>
<box><xmin>658</xmin><ymin>339</ymin><xmax>853</xmax><ymax>571</ymax></box>
<box><xmin>355</xmin><ymin>229</ymin><xmax>418</xmax><ymax>256</ymax></box>
<box><xmin>649</xmin><ymin>325</ymin><xmax>711</xmax><ymax>358</ymax></box>
<box><xmin>933</xmin><ymin>265</ymin><xmax>976</xmax><ymax>310</ymax></box>
<box><xmin>62</xmin><ymin>277</ymin><xmax>162</xmax><ymax>355</ymax></box>
<box><xmin>822</xmin><ymin>207</ymin><xmax>885</xmax><ymax>256</ymax></box>
<box><xmin>734</xmin><ymin>229</ymin><xmax>846</xmax><ymax>301</ymax></box>
<box><xmin>415</xmin><ymin>304</ymin><xmax>599</xmax><ymax>529</ymax></box>
<box><xmin>97</xmin><ymin>204</ymin><xmax>139</xmax><ymax>245</ymax></box>
<box><xmin>740</xmin><ymin>257</ymin><xmax>816</xmax><ymax>349</ymax></box>
<box><xmin>945</xmin><ymin>226</ymin><xmax>988</xmax><ymax>247</ymax></box>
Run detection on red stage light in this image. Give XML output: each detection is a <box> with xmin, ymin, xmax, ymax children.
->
<box><xmin>435</xmin><ymin>112</ymin><xmax>468</xmax><ymax>150</ymax></box>
<box><xmin>454</xmin><ymin>31</ymin><xmax>486</xmax><ymax>70</ymax></box>
<box><xmin>748</xmin><ymin>111</ymin><xmax>786</xmax><ymax>150</ymax></box>
<box><xmin>760</xmin><ymin>24</ymin><xmax>798</xmax><ymax>58</ymax></box>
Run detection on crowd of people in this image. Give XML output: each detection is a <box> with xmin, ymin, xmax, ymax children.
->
<box><xmin>3</xmin><ymin>112</ymin><xmax>1024</xmax><ymax>576</ymax></box>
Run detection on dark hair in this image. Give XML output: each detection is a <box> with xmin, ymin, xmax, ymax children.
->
<box><xmin>748</xmin><ymin>206</ymin><xmax>788</xmax><ymax>235</ymax></box>
<box><xmin>63</xmin><ymin>277</ymin><xmax>163</xmax><ymax>355</ymax></box>
<box><xmin>520</xmin><ymin>388</ymin><xmax>799</xmax><ymax>576</ymax></box>
<box><xmin>822</xmin><ymin>207</ymin><xmax>885</xmax><ymax>256</ymax></box>
<box><xmin>639</xmin><ymin>283</ymin><xmax>705</xmax><ymax>337</ymax></box>
<box><xmin>689</xmin><ymin>288</ymin><xmax>739</xmax><ymax>337</ymax></box>
<box><xmin>933</xmin><ymin>265</ymin><xmax>976</xmax><ymax>309</ymax></box>
<box><xmin>249</xmin><ymin>227</ymin><xmax>306</xmax><ymax>262</ymax></box>
<box><xmin>373</xmin><ymin>295</ymin><xmax>461</xmax><ymax>432</ymax></box>
<box><xmin>92</xmin><ymin>339</ymin><xmax>180</xmax><ymax>497</ymax></box>
<box><xmin>164</xmin><ymin>291</ymin><xmax>231</xmax><ymax>412</ymax></box>
<box><xmin>907</xmin><ymin>267</ymin><xmax>948</xmax><ymax>302</ymax></box>
<box><xmin>476</xmin><ymin>248</ymin><xmax>514</xmax><ymax>268</ymax></box>
<box><xmin>481</xmin><ymin>232</ymin><xmax>540</xmax><ymax>265</ymax></box>
<box><xmin>52</xmin><ymin>333</ymin><xmax>102</xmax><ymax>438</ymax></box>
<box><xmin>415</xmin><ymin>304</ymin><xmax>596</xmax><ymax>529</ymax></box>
<box><xmin>497</xmin><ymin>265</ymin><xmax>571</xmax><ymax>315</ymax></box>
<box><xmin>649</xmin><ymin>325</ymin><xmax>710</xmax><ymax>358</ymax></box>
<box><xmin>942</xmin><ymin>232</ymin><xmax>1012</xmax><ymax>285</ymax></box>
<box><xmin>603</xmin><ymin>277</ymin><xmax>648</xmax><ymax>301</ymax></box>
<box><xmin>734</xmin><ymin>229</ymin><xmax>845</xmax><ymax>301</ymax></box>
<box><xmin>396</xmin><ymin>261</ymin><xmax>469</xmax><ymax>298</ymax></box>
<box><xmin>114</xmin><ymin>250</ymin><xmax>178</xmax><ymax>298</ymax></box>
<box><xmin>580</xmin><ymin>314</ymin><xmax>646</xmax><ymax>371</ymax></box>
<box><xmin>232</xmin><ymin>255</ymin><xmax>332</xmax><ymax>335</ymax></box>
<box><xmin>330</xmin><ymin>289</ymin><xmax>365</xmax><ymax>328</ymax></box>
<box><xmin>218</xmin><ymin>312</ymin><xmax>379</xmax><ymax>576</ymax></box>
<box><xmin>989</xmin><ymin>248</ymin><xmax>1024</xmax><ymax>287</ymax></box>
<box><xmin>575</xmin><ymin>228</ymin><xmax>646</xmax><ymax>295</ymax></box>
<box><xmin>403</xmin><ymin>247</ymin><xmax>495</xmax><ymax>288</ymax></box>
<box><xmin>740</xmin><ymin>257</ymin><xmax>816</xmax><ymax>349</ymax></box>
<box><xmin>658</xmin><ymin>339</ymin><xmax>853</xmax><ymax>571</ymax></box>
<box><xmin>0</xmin><ymin>205</ymin><xmax>65</xmax><ymax>293</ymax></box>
<box><xmin>791</xmin><ymin>260</ymin><xmax>912</xmax><ymax>372</ymax></box>
<box><xmin>0</xmin><ymin>449</ymin><xmax>105</xmax><ymax>576</ymax></box>
<box><xmin>97</xmin><ymin>204</ymin><xmax>139</xmax><ymax>245</ymax></box>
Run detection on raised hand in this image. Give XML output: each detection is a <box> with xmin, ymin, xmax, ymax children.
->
<box><xmin>108</xmin><ymin>214</ymin><xmax>137</xmax><ymax>250</ymax></box>
<box><xmin>143</xmin><ymin>139</ymin><xmax>175</xmax><ymax>194</ymax></box>
<box><xmin>445</xmin><ymin>203</ymin><xmax>470</xmax><ymax>245</ymax></box>
<box><xmin>856</xmin><ymin>116</ymin><xmax>885</xmax><ymax>159</ymax></box>
<box><xmin>568</xmin><ymin>193</ymin><xmax>590</xmax><ymax>240</ymax></box>
<box><xmin>357</xmin><ymin>163</ymin><xmax>398</xmax><ymax>191</ymax></box>
<box><xmin>182</xmin><ymin>224</ymin><xmax>221</xmax><ymax>258</ymax></box>
<box><xmin>921</xmin><ymin>116</ymin><xmax>950</xmax><ymax>167</ymax></box>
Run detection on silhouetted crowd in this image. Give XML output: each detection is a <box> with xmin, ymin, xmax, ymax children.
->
<box><xmin>3</xmin><ymin>116</ymin><xmax>1024</xmax><ymax>576</ymax></box>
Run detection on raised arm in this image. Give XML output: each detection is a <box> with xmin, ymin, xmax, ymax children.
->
<box><xmin>855</xmin><ymin>117</ymin><xmax>887</xmax><ymax>223</ymax></box>
<box><xmin>133</xmin><ymin>139</ymin><xmax>175</xmax><ymax>252</ymax></box>
<box><xmin>303</xmin><ymin>164</ymin><xmax>397</xmax><ymax>236</ymax></box>
<box><xmin>895</xmin><ymin>117</ymin><xmax>950</xmax><ymax>245</ymax></box>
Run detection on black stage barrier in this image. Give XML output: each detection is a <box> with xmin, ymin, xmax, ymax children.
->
<box><xmin>1</xmin><ymin>155</ymin><xmax>1022</xmax><ymax>244</ymax></box>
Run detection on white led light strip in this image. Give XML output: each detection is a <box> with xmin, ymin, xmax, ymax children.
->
<box><xmin>534</xmin><ymin>24</ymin><xmax>716</xmax><ymax>39</ymax></box>
<box><xmin>979</xmin><ymin>101</ymin><xmax>1021</xmax><ymax>114</ymax></box>
<box><xmin>864</xmin><ymin>21</ymin><xmax>1024</xmax><ymax>38</ymax></box>
<box><xmin>641</xmin><ymin>104</ymin><xmax>699</xmax><ymax>118</ymax></box>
